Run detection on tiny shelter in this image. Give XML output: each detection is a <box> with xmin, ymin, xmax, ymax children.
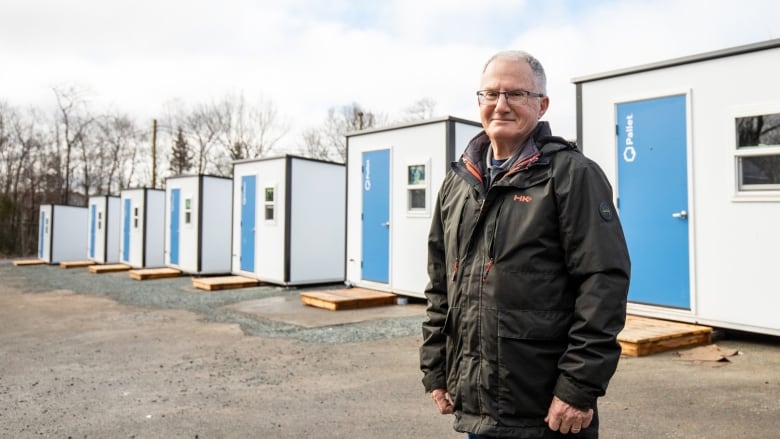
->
<box><xmin>573</xmin><ymin>38</ymin><xmax>780</xmax><ymax>336</ymax></box>
<box><xmin>87</xmin><ymin>195</ymin><xmax>121</xmax><ymax>264</ymax></box>
<box><xmin>164</xmin><ymin>174</ymin><xmax>232</xmax><ymax>275</ymax></box>
<box><xmin>345</xmin><ymin>116</ymin><xmax>482</xmax><ymax>298</ymax></box>
<box><xmin>231</xmin><ymin>155</ymin><xmax>345</xmax><ymax>286</ymax></box>
<box><xmin>37</xmin><ymin>204</ymin><xmax>89</xmax><ymax>264</ymax></box>
<box><xmin>119</xmin><ymin>188</ymin><xmax>165</xmax><ymax>269</ymax></box>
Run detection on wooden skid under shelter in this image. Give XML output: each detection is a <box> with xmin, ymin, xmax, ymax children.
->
<box><xmin>300</xmin><ymin>288</ymin><xmax>397</xmax><ymax>311</ymax></box>
<box><xmin>128</xmin><ymin>267</ymin><xmax>181</xmax><ymax>280</ymax></box>
<box><xmin>618</xmin><ymin>315</ymin><xmax>713</xmax><ymax>357</ymax></box>
<box><xmin>59</xmin><ymin>260</ymin><xmax>96</xmax><ymax>269</ymax></box>
<box><xmin>13</xmin><ymin>259</ymin><xmax>47</xmax><ymax>266</ymax></box>
<box><xmin>88</xmin><ymin>264</ymin><xmax>132</xmax><ymax>274</ymax></box>
<box><xmin>192</xmin><ymin>276</ymin><xmax>259</xmax><ymax>291</ymax></box>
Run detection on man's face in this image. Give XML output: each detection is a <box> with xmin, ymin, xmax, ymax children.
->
<box><xmin>479</xmin><ymin>58</ymin><xmax>549</xmax><ymax>149</ymax></box>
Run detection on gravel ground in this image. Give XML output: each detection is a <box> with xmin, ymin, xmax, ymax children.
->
<box><xmin>2</xmin><ymin>260</ymin><xmax>779</xmax><ymax>439</ymax></box>
<box><xmin>0</xmin><ymin>260</ymin><xmax>461</xmax><ymax>439</ymax></box>
<box><xmin>1</xmin><ymin>261</ymin><xmax>424</xmax><ymax>344</ymax></box>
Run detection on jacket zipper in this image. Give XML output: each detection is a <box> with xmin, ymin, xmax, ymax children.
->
<box><xmin>450</xmin><ymin>258</ymin><xmax>459</xmax><ymax>283</ymax></box>
<box><xmin>482</xmin><ymin>198</ymin><xmax>503</xmax><ymax>283</ymax></box>
<box><xmin>481</xmin><ymin>258</ymin><xmax>494</xmax><ymax>283</ymax></box>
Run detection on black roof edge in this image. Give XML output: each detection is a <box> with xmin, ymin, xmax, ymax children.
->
<box><xmin>345</xmin><ymin>115</ymin><xmax>481</xmax><ymax>138</ymax></box>
<box><xmin>232</xmin><ymin>153</ymin><xmax>344</xmax><ymax>167</ymax></box>
<box><xmin>164</xmin><ymin>173</ymin><xmax>232</xmax><ymax>182</ymax></box>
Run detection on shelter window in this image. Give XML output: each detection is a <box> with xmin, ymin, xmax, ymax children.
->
<box><xmin>406</xmin><ymin>159</ymin><xmax>431</xmax><ymax>216</ymax></box>
<box><xmin>264</xmin><ymin>186</ymin><xmax>276</xmax><ymax>222</ymax></box>
<box><xmin>184</xmin><ymin>197</ymin><xmax>192</xmax><ymax>225</ymax></box>
<box><xmin>735</xmin><ymin>112</ymin><xmax>780</xmax><ymax>193</ymax></box>
<box><xmin>133</xmin><ymin>207</ymin><xmax>139</xmax><ymax>228</ymax></box>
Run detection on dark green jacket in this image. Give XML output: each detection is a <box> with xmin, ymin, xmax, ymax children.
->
<box><xmin>420</xmin><ymin>122</ymin><xmax>630</xmax><ymax>438</ymax></box>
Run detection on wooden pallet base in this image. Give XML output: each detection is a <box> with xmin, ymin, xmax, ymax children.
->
<box><xmin>13</xmin><ymin>259</ymin><xmax>47</xmax><ymax>266</ymax></box>
<box><xmin>192</xmin><ymin>276</ymin><xmax>259</xmax><ymax>291</ymax></box>
<box><xmin>618</xmin><ymin>315</ymin><xmax>712</xmax><ymax>357</ymax></box>
<box><xmin>89</xmin><ymin>264</ymin><xmax>132</xmax><ymax>274</ymax></box>
<box><xmin>59</xmin><ymin>260</ymin><xmax>96</xmax><ymax>269</ymax></box>
<box><xmin>300</xmin><ymin>288</ymin><xmax>397</xmax><ymax>311</ymax></box>
<box><xmin>128</xmin><ymin>267</ymin><xmax>181</xmax><ymax>280</ymax></box>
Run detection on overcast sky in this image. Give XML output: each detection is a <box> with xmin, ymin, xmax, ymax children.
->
<box><xmin>2</xmin><ymin>0</ymin><xmax>779</xmax><ymax>151</ymax></box>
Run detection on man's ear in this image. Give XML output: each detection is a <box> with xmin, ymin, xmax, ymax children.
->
<box><xmin>538</xmin><ymin>96</ymin><xmax>550</xmax><ymax>119</ymax></box>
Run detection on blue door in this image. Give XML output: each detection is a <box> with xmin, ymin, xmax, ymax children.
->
<box><xmin>123</xmin><ymin>198</ymin><xmax>131</xmax><ymax>262</ymax></box>
<box><xmin>170</xmin><ymin>189</ymin><xmax>180</xmax><ymax>265</ymax></box>
<box><xmin>361</xmin><ymin>149</ymin><xmax>390</xmax><ymax>283</ymax></box>
<box><xmin>617</xmin><ymin>95</ymin><xmax>690</xmax><ymax>309</ymax></box>
<box><xmin>89</xmin><ymin>204</ymin><xmax>97</xmax><ymax>258</ymax></box>
<box><xmin>240</xmin><ymin>175</ymin><xmax>256</xmax><ymax>272</ymax></box>
<box><xmin>38</xmin><ymin>210</ymin><xmax>46</xmax><ymax>258</ymax></box>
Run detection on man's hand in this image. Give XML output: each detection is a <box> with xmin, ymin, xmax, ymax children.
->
<box><xmin>431</xmin><ymin>388</ymin><xmax>454</xmax><ymax>414</ymax></box>
<box><xmin>544</xmin><ymin>395</ymin><xmax>593</xmax><ymax>434</ymax></box>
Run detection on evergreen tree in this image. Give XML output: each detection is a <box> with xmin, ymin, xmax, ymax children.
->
<box><xmin>169</xmin><ymin>127</ymin><xmax>193</xmax><ymax>175</ymax></box>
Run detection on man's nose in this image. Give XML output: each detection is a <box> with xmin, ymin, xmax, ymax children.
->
<box><xmin>495</xmin><ymin>92</ymin><xmax>511</xmax><ymax>110</ymax></box>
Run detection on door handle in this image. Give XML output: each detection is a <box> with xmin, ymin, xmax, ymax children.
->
<box><xmin>380</xmin><ymin>222</ymin><xmax>390</xmax><ymax>228</ymax></box>
<box><xmin>672</xmin><ymin>210</ymin><xmax>688</xmax><ymax>219</ymax></box>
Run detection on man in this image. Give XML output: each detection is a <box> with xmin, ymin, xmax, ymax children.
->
<box><xmin>420</xmin><ymin>50</ymin><xmax>631</xmax><ymax>438</ymax></box>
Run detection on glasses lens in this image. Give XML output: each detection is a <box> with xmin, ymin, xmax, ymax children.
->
<box><xmin>478</xmin><ymin>91</ymin><xmax>533</xmax><ymax>105</ymax></box>
<box><xmin>506</xmin><ymin>93</ymin><xmax>527</xmax><ymax>105</ymax></box>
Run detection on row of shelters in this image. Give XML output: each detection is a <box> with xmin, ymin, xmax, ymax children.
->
<box><xmin>35</xmin><ymin>116</ymin><xmax>480</xmax><ymax>289</ymax></box>
<box><xmin>33</xmin><ymin>39</ymin><xmax>780</xmax><ymax>336</ymax></box>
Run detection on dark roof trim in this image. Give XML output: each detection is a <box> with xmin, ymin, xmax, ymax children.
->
<box><xmin>232</xmin><ymin>153</ymin><xmax>344</xmax><ymax>167</ymax></box>
<box><xmin>346</xmin><ymin>115</ymin><xmax>481</xmax><ymax>138</ymax></box>
<box><xmin>165</xmin><ymin>173</ymin><xmax>232</xmax><ymax>182</ymax></box>
<box><xmin>572</xmin><ymin>38</ymin><xmax>780</xmax><ymax>84</ymax></box>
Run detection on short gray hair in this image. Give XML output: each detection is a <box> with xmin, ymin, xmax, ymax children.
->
<box><xmin>482</xmin><ymin>50</ymin><xmax>547</xmax><ymax>95</ymax></box>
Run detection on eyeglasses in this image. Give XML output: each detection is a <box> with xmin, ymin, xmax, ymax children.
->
<box><xmin>476</xmin><ymin>90</ymin><xmax>545</xmax><ymax>106</ymax></box>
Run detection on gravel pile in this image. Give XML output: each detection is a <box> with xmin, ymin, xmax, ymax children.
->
<box><xmin>1</xmin><ymin>261</ymin><xmax>425</xmax><ymax>344</ymax></box>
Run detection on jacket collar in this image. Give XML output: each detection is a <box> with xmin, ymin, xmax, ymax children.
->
<box><xmin>459</xmin><ymin>122</ymin><xmax>558</xmax><ymax>184</ymax></box>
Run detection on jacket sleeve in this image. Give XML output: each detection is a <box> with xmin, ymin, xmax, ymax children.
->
<box><xmin>419</xmin><ymin>181</ymin><xmax>450</xmax><ymax>393</ymax></box>
<box><xmin>552</xmin><ymin>154</ymin><xmax>631</xmax><ymax>409</ymax></box>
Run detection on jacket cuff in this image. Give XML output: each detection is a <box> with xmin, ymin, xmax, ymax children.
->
<box><xmin>553</xmin><ymin>375</ymin><xmax>596</xmax><ymax>410</ymax></box>
<box><xmin>422</xmin><ymin>371</ymin><xmax>447</xmax><ymax>393</ymax></box>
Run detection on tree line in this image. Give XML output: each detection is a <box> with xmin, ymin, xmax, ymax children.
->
<box><xmin>0</xmin><ymin>86</ymin><xmax>436</xmax><ymax>256</ymax></box>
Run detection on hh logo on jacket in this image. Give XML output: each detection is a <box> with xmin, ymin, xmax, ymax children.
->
<box><xmin>513</xmin><ymin>194</ymin><xmax>533</xmax><ymax>203</ymax></box>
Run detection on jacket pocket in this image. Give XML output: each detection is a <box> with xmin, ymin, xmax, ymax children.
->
<box><xmin>496</xmin><ymin>309</ymin><xmax>571</xmax><ymax>420</ymax></box>
<box><xmin>497</xmin><ymin>309</ymin><xmax>572</xmax><ymax>341</ymax></box>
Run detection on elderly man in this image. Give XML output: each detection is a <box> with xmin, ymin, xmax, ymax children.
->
<box><xmin>420</xmin><ymin>50</ymin><xmax>631</xmax><ymax>438</ymax></box>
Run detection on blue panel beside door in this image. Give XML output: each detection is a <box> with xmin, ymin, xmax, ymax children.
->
<box><xmin>89</xmin><ymin>204</ymin><xmax>96</xmax><ymax>258</ymax></box>
<box><xmin>240</xmin><ymin>175</ymin><xmax>256</xmax><ymax>272</ymax></box>
<box><xmin>123</xmin><ymin>198</ymin><xmax>131</xmax><ymax>262</ymax></box>
<box><xmin>170</xmin><ymin>189</ymin><xmax>180</xmax><ymax>265</ymax></box>
<box><xmin>361</xmin><ymin>149</ymin><xmax>390</xmax><ymax>283</ymax></box>
<box><xmin>617</xmin><ymin>95</ymin><xmax>690</xmax><ymax>308</ymax></box>
<box><xmin>39</xmin><ymin>210</ymin><xmax>45</xmax><ymax>258</ymax></box>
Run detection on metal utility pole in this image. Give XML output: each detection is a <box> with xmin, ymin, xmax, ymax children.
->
<box><xmin>151</xmin><ymin>118</ymin><xmax>157</xmax><ymax>188</ymax></box>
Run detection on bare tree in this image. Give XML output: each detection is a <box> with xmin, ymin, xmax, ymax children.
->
<box><xmin>401</xmin><ymin>97</ymin><xmax>437</xmax><ymax>121</ymax></box>
<box><xmin>298</xmin><ymin>128</ymin><xmax>330</xmax><ymax>161</ymax></box>
<box><xmin>248</xmin><ymin>96</ymin><xmax>288</xmax><ymax>158</ymax></box>
<box><xmin>0</xmin><ymin>102</ymin><xmax>50</xmax><ymax>255</ymax></box>
<box><xmin>171</xmin><ymin>94</ymin><xmax>290</xmax><ymax>177</ymax></box>
<box><xmin>212</xmin><ymin>93</ymin><xmax>289</xmax><ymax>174</ymax></box>
<box><xmin>52</xmin><ymin>85</ymin><xmax>94</xmax><ymax>204</ymax></box>
<box><xmin>95</xmin><ymin>113</ymin><xmax>144</xmax><ymax>194</ymax></box>
<box><xmin>184</xmin><ymin>102</ymin><xmax>221</xmax><ymax>175</ymax></box>
<box><xmin>300</xmin><ymin>102</ymin><xmax>385</xmax><ymax>163</ymax></box>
